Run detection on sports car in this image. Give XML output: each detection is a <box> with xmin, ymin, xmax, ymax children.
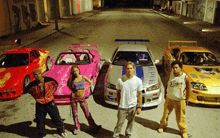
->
<box><xmin>95</xmin><ymin>39</ymin><xmax>163</xmax><ymax>108</ymax></box>
<box><xmin>162</xmin><ymin>41</ymin><xmax>220</xmax><ymax>105</ymax></box>
<box><xmin>0</xmin><ymin>48</ymin><xmax>51</xmax><ymax>100</ymax></box>
<box><xmin>44</xmin><ymin>45</ymin><xmax>101</xmax><ymax>104</ymax></box>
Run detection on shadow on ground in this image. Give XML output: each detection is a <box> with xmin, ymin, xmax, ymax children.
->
<box><xmin>135</xmin><ymin>116</ymin><xmax>181</xmax><ymax>136</ymax></box>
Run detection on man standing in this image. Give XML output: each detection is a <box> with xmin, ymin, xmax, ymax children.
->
<box><xmin>26</xmin><ymin>68</ymin><xmax>67</xmax><ymax>138</ymax></box>
<box><xmin>113</xmin><ymin>61</ymin><xmax>142</xmax><ymax>138</ymax></box>
<box><xmin>158</xmin><ymin>61</ymin><xmax>190</xmax><ymax>138</ymax></box>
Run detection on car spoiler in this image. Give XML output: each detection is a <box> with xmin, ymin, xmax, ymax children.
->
<box><xmin>115</xmin><ymin>39</ymin><xmax>149</xmax><ymax>44</ymax></box>
<box><xmin>69</xmin><ymin>44</ymin><xmax>97</xmax><ymax>48</ymax></box>
<box><xmin>167</xmin><ymin>41</ymin><xmax>197</xmax><ymax>48</ymax></box>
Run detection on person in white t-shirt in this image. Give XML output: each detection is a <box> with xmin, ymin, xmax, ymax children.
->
<box><xmin>158</xmin><ymin>61</ymin><xmax>190</xmax><ymax>138</ymax></box>
<box><xmin>113</xmin><ymin>61</ymin><xmax>142</xmax><ymax>138</ymax></box>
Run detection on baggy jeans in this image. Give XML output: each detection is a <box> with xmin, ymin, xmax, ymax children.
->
<box><xmin>113</xmin><ymin>106</ymin><xmax>136</xmax><ymax>137</ymax></box>
<box><xmin>159</xmin><ymin>97</ymin><xmax>187</xmax><ymax>132</ymax></box>
<box><xmin>36</xmin><ymin>100</ymin><xmax>65</xmax><ymax>136</ymax></box>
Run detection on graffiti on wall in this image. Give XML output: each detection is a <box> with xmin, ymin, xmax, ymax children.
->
<box><xmin>12</xmin><ymin>1</ymin><xmax>37</xmax><ymax>32</ymax></box>
<box><xmin>205</xmin><ymin>0</ymin><xmax>214</xmax><ymax>22</ymax></box>
<box><xmin>21</xmin><ymin>4</ymin><xmax>31</xmax><ymax>29</ymax></box>
<box><xmin>29</xmin><ymin>4</ymin><xmax>37</xmax><ymax>21</ymax></box>
<box><xmin>12</xmin><ymin>5</ymin><xmax>21</xmax><ymax>32</ymax></box>
<box><xmin>194</xmin><ymin>0</ymin><xmax>206</xmax><ymax>20</ymax></box>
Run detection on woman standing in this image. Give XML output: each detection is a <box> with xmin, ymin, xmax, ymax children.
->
<box><xmin>67</xmin><ymin>65</ymin><xmax>101</xmax><ymax>135</ymax></box>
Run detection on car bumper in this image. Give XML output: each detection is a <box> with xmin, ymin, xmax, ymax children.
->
<box><xmin>104</xmin><ymin>88</ymin><xmax>162</xmax><ymax>107</ymax></box>
<box><xmin>0</xmin><ymin>88</ymin><xmax>22</xmax><ymax>100</ymax></box>
<box><xmin>188</xmin><ymin>89</ymin><xmax>220</xmax><ymax>105</ymax></box>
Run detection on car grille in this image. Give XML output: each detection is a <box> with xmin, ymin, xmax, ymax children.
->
<box><xmin>197</xmin><ymin>96</ymin><xmax>220</xmax><ymax>103</ymax></box>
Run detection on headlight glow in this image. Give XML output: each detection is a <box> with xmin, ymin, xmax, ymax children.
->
<box><xmin>146</xmin><ymin>83</ymin><xmax>160</xmax><ymax>91</ymax></box>
<box><xmin>107</xmin><ymin>82</ymin><xmax>116</xmax><ymax>90</ymax></box>
<box><xmin>191</xmin><ymin>82</ymin><xmax>207</xmax><ymax>90</ymax></box>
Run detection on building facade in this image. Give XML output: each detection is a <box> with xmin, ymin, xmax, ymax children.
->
<box><xmin>0</xmin><ymin>0</ymin><xmax>94</xmax><ymax>37</ymax></box>
<box><xmin>171</xmin><ymin>0</ymin><xmax>220</xmax><ymax>24</ymax></box>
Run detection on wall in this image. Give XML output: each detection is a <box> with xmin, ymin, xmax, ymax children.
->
<box><xmin>8</xmin><ymin>0</ymin><xmax>38</xmax><ymax>33</ymax></box>
<box><xmin>0</xmin><ymin>0</ymin><xmax>11</xmax><ymax>36</ymax></box>
<box><xmin>80</xmin><ymin>0</ymin><xmax>93</xmax><ymax>12</ymax></box>
<box><xmin>204</xmin><ymin>0</ymin><xmax>215</xmax><ymax>23</ymax></box>
<box><xmin>36</xmin><ymin>0</ymin><xmax>45</xmax><ymax>22</ymax></box>
<box><xmin>194</xmin><ymin>0</ymin><xmax>206</xmax><ymax>20</ymax></box>
<box><xmin>173</xmin><ymin>1</ymin><xmax>182</xmax><ymax>15</ymax></box>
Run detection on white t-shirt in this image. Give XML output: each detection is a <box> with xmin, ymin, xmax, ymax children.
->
<box><xmin>116</xmin><ymin>75</ymin><xmax>142</xmax><ymax>109</ymax></box>
<box><xmin>167</xmin><ymin>70</ymin><xmax>186</xmax><ymax>101</ymax></box>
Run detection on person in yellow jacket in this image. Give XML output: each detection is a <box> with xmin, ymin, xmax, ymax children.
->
<box><xmin>158</xmin><ymin>61</ymin><xmax>190</xmax><ymax>138</ymax></box>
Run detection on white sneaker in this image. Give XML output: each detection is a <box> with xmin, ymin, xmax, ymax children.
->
<box><xmin>60</xmin><ymin>132</ymin><xmax>67</xmax><ymax>137</ymax></box>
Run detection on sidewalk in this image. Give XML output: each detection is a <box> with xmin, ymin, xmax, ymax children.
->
<box><xmin>151</xmin><ymin>9</ymin><xmax>220</xmax><ymax>43</ymax></box>
<box><xmin>0</xmin><ymin>9</ymin><xmax>102</xmax><ymax>54</ymax></box>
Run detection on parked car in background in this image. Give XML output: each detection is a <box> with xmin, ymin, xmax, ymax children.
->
<box><xmin>0</xmin><ymin>48</ymin><xmax>51</xmax><ymax>100</ymax></box>
<box><xmin>44</xmin><ymin>45</ymin><xmax>101</xmax><ymax>104</ymax></box>
<box><xmin>95</xmin><ymin>39</ymin><xmax>163</xmax><ymax>108</ymax></box>
<box><xmin>162</xmin><ymin>41</ymin><xmax>220</xmax><ymax>105</ymax></box>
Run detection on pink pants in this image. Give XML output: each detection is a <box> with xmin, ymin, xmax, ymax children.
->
<box><xmin>71</xmin><ymin>100</ymin><xmax>97</xmax><ymax>130</ymax></box>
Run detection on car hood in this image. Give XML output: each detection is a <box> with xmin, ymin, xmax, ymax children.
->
<box><xmin>183</xmin><ymin>65</ymin><xmax>220</xmax><ymax>87</ymax></box>
<box><xmin>0</xmin><ymin>66</ymin><xmax>26</xmax><ymax>89</ymax></box>
<box><xmin>107</xmin><ymin>65</ymin><xmax>159</xmax><ymax>87</ymax></box>
<box><xmin>44</xmin><ymin>64</ymin><xmax>91</xmax><ymax>95</ymax></box>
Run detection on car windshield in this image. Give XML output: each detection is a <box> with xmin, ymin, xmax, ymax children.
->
<box><xmin>113</xmin><ymin>51</ymin><xmax>153</xmax><ymax>66</ymax></box>
<box><xmin>180</xmin><ymin>52</ymin><xmax>220</xmax><ymax>66</ymax></box>
<box><xmin>0</xmin><ymin>54</ymin><xmax>29</xmax><ymax>67</ymax></box>
<box><xmin>55</xmin><ymin>52</ymin><xmax>90</xmax><ymax>65</ymax></box>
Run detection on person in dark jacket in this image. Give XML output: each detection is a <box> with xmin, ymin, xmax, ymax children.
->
<box><xmin>25</xmin><ymin>68</ymin><xmax>67</xmax><ymax>138</ymax></box>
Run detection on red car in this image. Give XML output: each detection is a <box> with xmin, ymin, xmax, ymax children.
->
<box><xmin>0</xmin><ymin>48</ymin><xmax>51</xmax><ymax>100</ymax></box>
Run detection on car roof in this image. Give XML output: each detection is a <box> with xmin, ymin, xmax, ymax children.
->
<box><xmin>117</xmin><ymin>45</ymin><xmax>149</xmax><ymax>52</ymax></box>
<box><xmin>4</xmin><ymin>48</ymin><xmax>36</xmax><ymax>54</ymax></box>
<box><xmin>178</xmin><ymin>46</ymin><xmax>211</xmax><ymax>53</ymax></box>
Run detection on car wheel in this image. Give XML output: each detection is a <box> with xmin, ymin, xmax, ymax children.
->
<box><xmin>23</xmin><ymin>76</ymin><xmax>30</xmax><ymax>94</ymax></box>
<box><xmin>90</xmin><ymin>77</ymin><xmax>95</xmax><ymax>94</ymax></box>
<box><xmin>46</xmin><ymin>57</ymin><xmax>52</xmax><ymax>70</ymax></box>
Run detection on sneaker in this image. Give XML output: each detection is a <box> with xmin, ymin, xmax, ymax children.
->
<box><xmin>73</xmin><ymin>129</ymin><xmax>78</xmax><ymax>135</ymax></box>
<box><xmin>59</xmin><ymin>132</ymin><xmax>67</xmax><ymax>137</ymax></box>
<box><xmin>158</xmin><ymin>128</ymin><xmax>164</xmax><ymax>133</ymax></box>
<box><xmin>126</xmin><ymin>134</ymin><xmax>131</xmax><ymax>138</ymax></box>
<box><xmin>181</xmin><ymin>131</ymin><xmax>188</xmax><ymax>138</ymax></box>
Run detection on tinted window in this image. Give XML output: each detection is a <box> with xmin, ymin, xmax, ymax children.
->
<box><xmin>0</xmin><ymin>54</ymin><xmax>29</xmax><ymax>67</ymax></box>
<box><xmin>113</xmin><ymin>51</ymin><xmax>153</xmax><ymax>66</ymax></box>
<box><xmin>180</xmin><ymin>52</ymin><xmax>220</xmax><ymax>66</ymax></box>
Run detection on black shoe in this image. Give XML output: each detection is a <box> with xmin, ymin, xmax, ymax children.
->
<box><xmin>126</xmin><ymin>134</ymin><xmax>131</xmax><ymax>138</ymax></box>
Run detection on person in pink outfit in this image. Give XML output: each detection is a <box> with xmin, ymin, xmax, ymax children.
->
<box><xmin>67</xmin><ymin>65</ymin><xmax>101</xmax><ymax>135</ymax></box>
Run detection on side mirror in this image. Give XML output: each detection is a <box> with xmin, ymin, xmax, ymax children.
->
<box><xmin>31</xmin><ymin>58</ymin><xmax>38</xmax><ymax>63</ymax></box>
<box><xmin>154</xmin><ymin>59</ymin><xmax>159</xmax><ymax>65</ymax></box>
<box><xmin>51</xmin><ymin>58</ymin><xmax>55</xmax><ymax>64</ymax></box>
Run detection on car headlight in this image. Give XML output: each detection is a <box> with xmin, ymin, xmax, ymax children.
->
<box><xmin>3</xmin><ymin>88</ymin><xmax>14</xmax><ymax>92</ymax></box>
<box><xmin>107</xmin><ymin>82</ymin><xmax>116</xmax><ymax>90</ymax></box>
<box><xmin>191</xmin><ymin>82</ymin><xmax>207</xmax><ymax>90</ymax></box>
<box><xmin>146</xmin><ymin>83</ymin><xmax>160</xmax><ymax>91</ymax></box>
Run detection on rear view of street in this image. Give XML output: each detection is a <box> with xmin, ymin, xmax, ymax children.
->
<box><xmin>0</xmin><ymin>8</ymin><xmax>220</xmax><ymax>138</ymax></box>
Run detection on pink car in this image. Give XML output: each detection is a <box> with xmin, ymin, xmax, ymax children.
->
<box><xmin>44</xmin><ymin>45</ymin><xmax>101</xmax><ymax>104</ymax></box>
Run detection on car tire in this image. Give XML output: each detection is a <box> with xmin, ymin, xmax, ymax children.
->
<box><xmin>90</xmin><ymin>77</ymin><xmax>95</xmax><ymax>94</ymax></box>
<box><xmin>46</xmin><ymin>57</ymin><xmax>52</xmax><ymax>71</ymax></box>
<box><xmin>23</xmin><ymin>76</ymin><xmax>30</xmax><ymax>94</ymax></box>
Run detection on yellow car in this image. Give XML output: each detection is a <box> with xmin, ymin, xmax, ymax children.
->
<box><xmin>162</xmin><ymin>41</ymin><xmax>220</xmax><ymax>105</ymax></box>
